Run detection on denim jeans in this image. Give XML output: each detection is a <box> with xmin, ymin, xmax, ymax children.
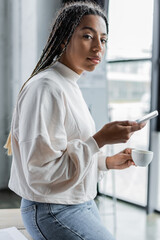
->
<box><xmin>21</xmin><ymin>198</ymin><xmax>115</xmax><ymax>240</ymax></box>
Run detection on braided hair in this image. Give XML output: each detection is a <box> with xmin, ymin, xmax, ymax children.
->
<box><xmin>4</xmin><ymin>1</ymin><xmax>108</xmax><ymax>155</ymax></box>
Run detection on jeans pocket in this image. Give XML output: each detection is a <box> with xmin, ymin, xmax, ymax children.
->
<box><xmin>48</xmin><ymin>203</ymin><xmax>70</xmax><ymax>217</ymax></box>
<box><xmin>21</xmin><ymin>204</ymin><xmax>36</xmax><ymax>214</ymax></box>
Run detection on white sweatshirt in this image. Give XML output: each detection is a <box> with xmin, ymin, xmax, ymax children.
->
<box><xmin>9</xmin><ymin>61</ymin><xmax>107</xmax><ymax>204</ymax></box>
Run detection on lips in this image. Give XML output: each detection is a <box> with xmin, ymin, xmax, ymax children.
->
<box><xmin>87</xmin><ymin>56</ymin><xmax>101</xmax><ymax>64</ymax></box>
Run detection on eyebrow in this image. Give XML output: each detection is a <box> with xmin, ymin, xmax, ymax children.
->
<box><xmin>80</xmin><ymin>26</ymin><xmax>107</xmax><ymax>36</ymax></box>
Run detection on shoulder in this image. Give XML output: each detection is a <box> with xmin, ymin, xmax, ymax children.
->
<box><xmin>22</xmin><ymin>69</ymin><xmax>64</xmax><ymax>96</ymax></box>
<box><xmin>18</xmin><ymin>69</ymin><xmax>65</xmax><ymax>108</ymax></box>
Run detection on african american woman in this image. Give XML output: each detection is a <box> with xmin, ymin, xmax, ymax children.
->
<box><xmin>5</xmin><ymin>1</ymin><xmax>145</xmax><ymax>240</ymax></box>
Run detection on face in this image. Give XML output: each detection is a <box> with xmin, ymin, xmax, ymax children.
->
<box><xmin>59</xmin><ymin>14</ymin><xmax>107</xmax><ymax>75</ymax></box>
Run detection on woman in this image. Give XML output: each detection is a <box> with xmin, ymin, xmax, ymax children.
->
<box><xmin>5</xmin><ymin>1</ymin><xmax>145</xmax><ymax>240</ymax></box>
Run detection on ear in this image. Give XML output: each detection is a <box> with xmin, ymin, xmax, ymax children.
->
<box><xmin>61</xmin><ymin>39</ymin><xmax>67</xmax><ymax>46</ymax></box>
<box><xmin>61</xmin><ymin>40</ymin><xmax>66</xmax><ymax>50</ymax></box>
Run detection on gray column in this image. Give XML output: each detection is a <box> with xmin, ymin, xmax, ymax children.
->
<box><xmin>36</xmin><ymin>0</ymin><xmax>61</xmax><ymax>59</ymax></box>
<box><xmin>147</xmin><ymin>0</ymin><xmax>160</xmax><ymax>214</ymax></box>
<box><xmin>0</xmin><ymin>0</ymin><xmax>13</xmax><ymax>188</ymax></box>
<box><xmin>0</xmin><ymin>0</ymin><xmax>61</xmax><ymax>189</ymax></box>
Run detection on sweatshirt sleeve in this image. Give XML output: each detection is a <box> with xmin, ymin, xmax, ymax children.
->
<box><xmin>90</xmin><ymin>138</ymin><xmax>108</xmax><ymax>171</ymax></box>
<box><xmin>97</xmin><ymin>149</ymin><xmax>108</xmax><ymax>182</ymax></box>
<box><xmin>17</xmin><ymin>80</ymin><xmax>100</xmax><ymax>195</ymax></box>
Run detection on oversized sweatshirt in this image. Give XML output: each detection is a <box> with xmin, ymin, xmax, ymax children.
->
<box><xmin>9</xmin><ymin>61</ymin><xmax>107</xmax><ymax>204</ymax></box>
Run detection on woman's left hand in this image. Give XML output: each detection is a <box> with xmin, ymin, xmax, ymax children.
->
<box><xmin>106</xmin><ymin>148</ymin><xmax>135</xmax><ymax>170</ymax></box>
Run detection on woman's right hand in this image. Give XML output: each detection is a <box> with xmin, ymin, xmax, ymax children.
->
<box><xmin>93</xmin><ymin>120</ymin><xmax>146</xmax><ymax>148</ymax></box>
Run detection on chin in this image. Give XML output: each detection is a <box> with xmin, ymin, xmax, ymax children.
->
<box><xmin>84</xmin><ymin>66</ymin><xmax>96</xmax><ymax>72</ymax></box>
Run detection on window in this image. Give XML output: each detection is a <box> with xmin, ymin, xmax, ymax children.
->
<box><xmin>99</xmin><ymin>0</ymin><xmax>154</xmax><ymax>206</ymax></box>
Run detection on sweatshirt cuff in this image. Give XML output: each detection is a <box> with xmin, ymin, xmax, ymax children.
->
<box><xmin>98</xmin><ymin>154</ymin><xmax>109</xmax><ymax>171</ymax></box>
<box><xmin>98</xmin><ymin>152</ymin><xmax>109</xmax><ymax>171</ymax></box>
<box><xmin>85</xmin><ymin>136</ymin><xmax>100</xmax><ymax>155</ymax></box>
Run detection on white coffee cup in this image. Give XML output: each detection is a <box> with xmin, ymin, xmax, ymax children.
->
<box><xmin>131</xmin><ymin>149</ymin><xmax>153</xmax><ymax>167</ymax></box>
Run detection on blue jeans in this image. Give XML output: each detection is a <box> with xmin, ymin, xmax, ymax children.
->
<box><xmin>21</xmin><ymin>198</ymin><xmax>115</xmax><ymax>240</ymax></box>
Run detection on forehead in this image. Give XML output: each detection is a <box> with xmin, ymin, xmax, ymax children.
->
<box><xmin>76</xmin><ymin>14</ymin><xmax>107</xmax><ymax>34</ymax></box>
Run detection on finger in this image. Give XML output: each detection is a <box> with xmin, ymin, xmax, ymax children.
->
<box><xmin>116</xmin><ymin>153</ymin><xmax>132</xmax><ymax>165</ymax></box>
<box><xmin>129</xmin><ymin>123</ymin><xmax>145</xmax><ymax>132</ymax></box>
<box><xmin>121</xmin><ymin>153</ymin><xmax>132</xmax><ymax>159</ymax></box>
<box><xmin>127</xmin><ymin>160</ymin><xmax>135</xmax><ymax>167</ymax></box>
<box><xmin>116</xmin><ymin>160</ymin><xmax>135</xmax><ymax>170</ymax></box>
<box><xmin>123</xmin><ymin>148</ymin><xmax>132</xmax><ymax>154</ymax></box>
<box><xmin>139</xmin><ymin>122</ymin><xmax>147</xmax><ymax>128</ymax></box>
<box><xmin>120</xmin><ymin>120</ymin><xmax>146</xmax><ymax>131</ymax></box>
<box><xmin>118</xmin><ymin>121</ymin><xmax>137</xmax><ymax>126</ymax></box>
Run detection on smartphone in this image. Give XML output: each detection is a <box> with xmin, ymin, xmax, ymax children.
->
<box><xmin>136</xmin><ymin>110</ymin><xmax>159</xmax><ymax>123</ymax></box>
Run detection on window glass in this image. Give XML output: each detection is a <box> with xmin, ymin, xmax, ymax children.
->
<box><xmin>99</xmin><ymin>61</ymin><xmax>151</xmax><ymax>205</ymax></box>
<box><xmin>107</xmin><ymin>0</ymin><xmax>153</xmax><ymax>60</ymax></box>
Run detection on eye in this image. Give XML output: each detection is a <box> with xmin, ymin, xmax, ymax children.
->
<box><xmin>101</xmin><ymin>38</ymin><xmax>107</xmax><ymax>44</ymax></box>
<box><xmin>83</xmin><ymin>34</ymin><xmax>93</xmax><ymax>40</ymax></box>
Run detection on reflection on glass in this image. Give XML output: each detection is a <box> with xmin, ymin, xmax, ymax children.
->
<box><xmin>107</xmin><ymin>61</ymin><xmax>151</xmax><ymax>105</ymax></box>
<box><xmin>99</xmin><ymin>61</ymin><xmax>152</xmax><ymax>206</ymax></box>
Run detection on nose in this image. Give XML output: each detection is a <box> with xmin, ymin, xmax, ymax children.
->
<box><xmin>92</xmin><ymin>38</ymin><xmax>103</xmax><ymax>52</ymax></box>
